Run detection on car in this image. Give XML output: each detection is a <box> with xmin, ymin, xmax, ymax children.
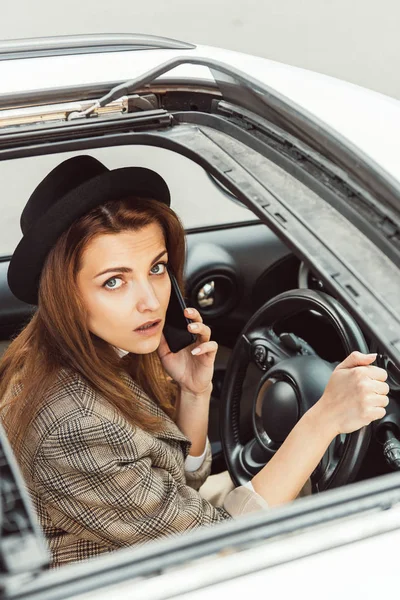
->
<box><xmin>0</xmin><ymin>32</ymin><xmax>399</xmax><ymax>599</ymax></box>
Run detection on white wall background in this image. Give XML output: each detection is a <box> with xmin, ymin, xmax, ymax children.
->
<box><xmin>0</xmin><ymin>0</ymin><xmax>399</xmax><ymax>99</ymax></box>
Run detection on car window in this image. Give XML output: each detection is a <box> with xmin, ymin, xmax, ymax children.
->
<box><xmin>0</xmin><ymin>146</ymin><xmax>256</xmax><ymax>257</ymax></box>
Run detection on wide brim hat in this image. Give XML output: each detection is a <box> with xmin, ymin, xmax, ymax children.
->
<box><xmin>8</xmin><ymin>155</ymin><xmax>171</xmax><ymax>305</ymax></box>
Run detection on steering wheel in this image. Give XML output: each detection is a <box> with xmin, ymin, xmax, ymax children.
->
<box><xmin>220</xmin><ymin>289</ymin><xmax>371</xmax><ymax>492</ymax></box>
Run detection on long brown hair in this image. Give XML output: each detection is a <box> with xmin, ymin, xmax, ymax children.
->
<box><xmin>0</xmin><ymin>197</ymin><xmax>186</xmax><ymax>454</ymax></box>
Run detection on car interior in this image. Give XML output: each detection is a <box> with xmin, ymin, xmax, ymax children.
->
<box><xmin>0</xmin><ymin>144</ymin><xmax>398</xmax><ymax>494</ymax></box>
<box><xmin>0</xmin><ymin>39</ymin><xmax>399</xmax><ymax>600</ymax></box>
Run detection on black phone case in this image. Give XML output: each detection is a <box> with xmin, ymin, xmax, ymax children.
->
<box><xmin>163</xmin><ymin>270</ymin><xmax>197</xmax><ymax>353</ymax></box>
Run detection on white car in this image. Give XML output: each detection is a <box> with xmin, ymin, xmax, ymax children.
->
<box><xmin>0</xmin><ymin>33</ymin><xmax>399</xmax><ymax>600</ymax></box>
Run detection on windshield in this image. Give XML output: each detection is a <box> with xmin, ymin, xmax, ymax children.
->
<box><xmin>0</xmin><ymin>145</ymin><xmax>256</xmax><ymax>257</ymax></box>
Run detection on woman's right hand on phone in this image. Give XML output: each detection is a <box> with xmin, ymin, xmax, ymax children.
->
<box><xmin>313</xmin><ymin>351</ymin><xmax>390</xmax><ymax>437</ymax></box>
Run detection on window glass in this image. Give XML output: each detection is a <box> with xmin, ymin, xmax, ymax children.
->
<box><xmin>0</xmin><ymin>146</ymin><xmax>257</xmax><ymax>256</ymax></box>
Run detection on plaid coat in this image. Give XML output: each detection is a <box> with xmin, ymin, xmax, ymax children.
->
<box><xmin>15</xmin><ymin>368</ymin><xmax>239</xmax><ymax>567</ymax></box>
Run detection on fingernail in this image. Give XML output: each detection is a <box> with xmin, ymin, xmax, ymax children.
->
<box><xmin>368</xmin><ymin>353</ymin><xmax>378</xmax><ymax>358</ymax></box>
<box><xmin>186</xmin><ymin>308</ymin><xmax>194</xmax><ymax>315</ymax></box>
<box><xmin>189</xmin><ymin>323</ymin><xmax>198</xmax><ymax>331</ymax></box>
<box><xmin>191</xmin><ymin>347</ymin><xmax>201</xmax><ymax>355</ymax></box>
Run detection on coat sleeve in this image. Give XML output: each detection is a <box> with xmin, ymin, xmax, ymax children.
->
<box><xmin>184</xmin><ymin>439</ymin><xmax>212</xmax><ymax>491</ymax></box>
<box><xmin>33</xmin><ymin>413</ymin><xmax>231</xmax><ymax>550</ymax></box>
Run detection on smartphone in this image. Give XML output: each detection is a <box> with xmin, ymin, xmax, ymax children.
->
<box><xmin>163</xmin><ymin>268</ymin><xmax>197</xmax><ymax>353</ymax></box>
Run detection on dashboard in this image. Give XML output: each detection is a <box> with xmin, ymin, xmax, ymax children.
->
<box><xmin>184</xmin><ymin>222</ymin><xmax>400</xmax><ymax>472</ymax></box>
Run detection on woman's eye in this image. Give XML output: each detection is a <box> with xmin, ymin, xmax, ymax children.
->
<box><xmin>103</xmin><ymin>277</ymin><xmax>123</xmax><ymax>290</ymax></box>
<box><xmin>150</xmin><ymin>262</ymin><xmax>167</xmax><ymax>275</ymax></box>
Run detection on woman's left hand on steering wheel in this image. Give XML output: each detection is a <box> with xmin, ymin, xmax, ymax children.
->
<box><xmin>157</xmin><ymin>307</ymin><xmax>218</xmax><ymax>397</ymax></box>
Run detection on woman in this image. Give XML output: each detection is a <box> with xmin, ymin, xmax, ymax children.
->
<box><xmin>0</xmin><ymin>155</ymin><xmax>389</xmax><ymax>567</ymax></box>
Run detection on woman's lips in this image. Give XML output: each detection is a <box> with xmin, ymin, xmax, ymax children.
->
<box><xmin>134</xmin><ymin>319</ymin><xmax>162</xmax><ymax>336</ymax></box>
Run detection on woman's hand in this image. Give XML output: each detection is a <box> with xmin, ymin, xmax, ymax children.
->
<box><xmin>251</xmin><ymin>351</ymin><xmax>389</xmax><ymax>507</ymax></box>
<box><xmin>312</xmin><ymin>351</ymin><xmax>389</xmax><ymax>438</ymax></box>
<box><xmin>157</xmin><ymin>307</ymin><xmax>217</xmax><ymax>397</ymax></box>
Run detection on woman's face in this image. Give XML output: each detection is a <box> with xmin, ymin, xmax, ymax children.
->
<box><xmin>76</xmin><ymin>222</ymin><xmax>171</xmax><ymax>355</ymax></box>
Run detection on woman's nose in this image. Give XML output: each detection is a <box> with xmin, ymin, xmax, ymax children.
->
<box><xmin>135</xmin><ymin>281</ymin><xmax>161</xmax><ymax>313</ymax></box>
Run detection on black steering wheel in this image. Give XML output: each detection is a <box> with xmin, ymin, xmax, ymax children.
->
<box><xmin>220</xmin><ymin>289</ymin><xmax>371</xmax><ymax>492</ymax></box>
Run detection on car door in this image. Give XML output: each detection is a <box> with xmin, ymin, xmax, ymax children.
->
<box><xmin>0</xmin><ymin>35</ymin><xmax>400</xmax><ymax>599</ymax></box>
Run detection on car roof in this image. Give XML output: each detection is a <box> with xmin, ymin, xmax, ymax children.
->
<box><xmin>1</xmin><ymin>40</ymin><xmax>400</xmax><ymax>187</ymax></box>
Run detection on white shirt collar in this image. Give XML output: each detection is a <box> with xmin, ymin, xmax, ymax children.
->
<box><xmin>114</xmin><ymin>346</ymin><xmax>130</xmax><ymax>358</ymax></box>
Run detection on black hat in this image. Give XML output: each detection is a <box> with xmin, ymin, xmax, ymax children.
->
<box><xmin>8</xmin><ymin>155</ymin><xmax>171</xmax><ymax>305</ymax></box>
